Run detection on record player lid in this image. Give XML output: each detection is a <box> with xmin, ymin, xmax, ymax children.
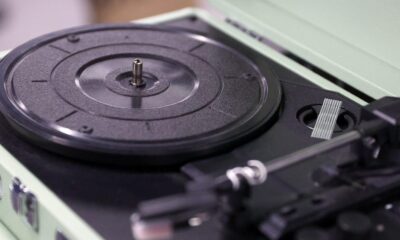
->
<box><xmin>209</xmin><ymin>0</ymin><xmax>400</xmax><ymax>101</ymax></box>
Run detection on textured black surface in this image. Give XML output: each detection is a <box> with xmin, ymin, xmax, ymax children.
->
<box><xmin>182</xmin><ymin>80</ymin><xmax>362</xmax><ymax>214</ymax></box>
<box><xmin>0</xmin><ymin>16</ymin><xmax>368</xmax><ymax>240</ymax></box>
<box><xmin>0</xmin><ymin>24</ymin><xmax>281</xmax><ymax>166</ymax></box>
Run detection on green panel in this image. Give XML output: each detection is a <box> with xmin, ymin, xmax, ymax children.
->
<box><xmin>0</xmin><ymin>146</ymin><xmax>104</xmax><ymax>240</ymax></box>
<box><xmin>0</xmin><ymin>222</ymin><xmax>17</xmax><ymax>240</ymax></box>
<box><xmin>209</xmin><ymin>0</ymin><xmax>400</xmax><ymax>99</ymax></box>
<box><xmin>269</xmin><ymin>0</ymin><xmax>400</xmax><ymax>70</ymax></box>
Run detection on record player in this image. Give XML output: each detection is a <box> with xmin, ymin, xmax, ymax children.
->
<box><xmin>1</xmin><ymin>1</ymin><xmax>400</xmax><ymax>240</ymax></box>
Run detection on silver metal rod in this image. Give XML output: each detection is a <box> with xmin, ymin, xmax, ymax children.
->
<box><xmin>131</xmin><ymin>58</ymin><xmax>144</xmax><ymax>87</ymax></box>
<box><xmin>266</xmin><ymin>130</ymin><xmax>362</xmax><ymax>173</ymax></box>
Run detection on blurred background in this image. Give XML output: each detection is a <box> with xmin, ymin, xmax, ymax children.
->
<box><xmin>0</xmin><ymin>0</ymin><xmax>205</xmax><ymax>51</ymax></box>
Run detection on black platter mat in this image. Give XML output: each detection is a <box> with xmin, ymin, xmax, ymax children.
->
<box><xmin>0</xmin><ymin>24</ymin><xmax>281</xmax><ymax>166</ymax></box>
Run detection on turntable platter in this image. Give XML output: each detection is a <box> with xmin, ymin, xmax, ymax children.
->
<box><xmin>0</xmin><ymin>24</ymin><xmax>281</xmax><ymax>165</ymax></box>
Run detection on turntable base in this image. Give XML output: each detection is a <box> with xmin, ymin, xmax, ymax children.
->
<box><xmin>0</xmin><ymin>12</ymin><xmax>383</xmax><ymax>240</ymax></box>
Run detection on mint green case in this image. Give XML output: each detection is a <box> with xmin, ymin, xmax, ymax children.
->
<box><xmin>0</xmin><ymin>221</ymin><xmax>16</xmax><ymax>240</ymax></box>
<box><xmin>1</xmin><ymin>2</ymin><xmax>398</xmax><ymax>239</ymax></box>
<box><xmin>209</xmin><ymin>0</ymin><xmax>400</xmax><ymax>100</ymax></box>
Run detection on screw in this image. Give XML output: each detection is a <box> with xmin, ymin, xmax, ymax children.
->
<box><xmin>79</xmin><ymin>125</ymin><xmax>93</xmax><ymax>134</ymax></box>
<box><xmin>67</xmin><ymin>34</ymin><xmax>80</xmax><ymax>43</ymax></box>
